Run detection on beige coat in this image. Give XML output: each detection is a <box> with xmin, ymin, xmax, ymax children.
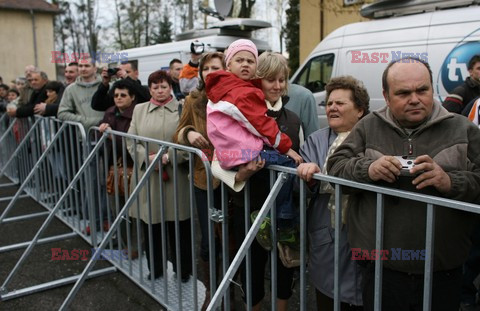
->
<box><xmin>127</xmin><ymin>99</ymin><xmax>191</xmax><ymax>223</ymax></box>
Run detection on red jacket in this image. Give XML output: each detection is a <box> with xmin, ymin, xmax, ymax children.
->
<box><xmin>205</xmin><ymin>70</ymin><xmax>292</xmax><ymax>169</ymax></box>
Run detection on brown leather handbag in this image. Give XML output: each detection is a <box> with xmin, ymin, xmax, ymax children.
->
<box><xmin>106</xmin><ymin>157</ymin><xmax>133</xmax><ymax>196</ymax></box>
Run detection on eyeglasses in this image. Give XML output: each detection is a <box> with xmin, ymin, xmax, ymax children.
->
<box><xmin>114</xmin><ymin>93</ymin><xmax>128</xmax><ymax>98</ymax></box>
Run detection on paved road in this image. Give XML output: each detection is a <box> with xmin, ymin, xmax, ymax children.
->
<box><xmin>0</xmin><ymin>177</ymin><xmax>316</xmax><ymax>310</ymax></box>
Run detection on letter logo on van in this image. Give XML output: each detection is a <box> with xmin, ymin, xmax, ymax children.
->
<box><xmin>440</xmin><ymin>40</ymin><xmax>480</xmax><ymax>94</ymax></box>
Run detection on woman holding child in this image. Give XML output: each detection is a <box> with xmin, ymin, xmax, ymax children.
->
<box><xmin>173</xmin><ymin>51</ymin><xmax>225</xmax><ymax>310</ymax></box>
<box><xmin>206</xmin><ymin>39</ymin><xmax>303</xmax><ymax>311</ymax></box>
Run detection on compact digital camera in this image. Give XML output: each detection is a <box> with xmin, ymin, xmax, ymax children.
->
<box><xmin>107</xmin><ymin>67</ymin><xmax>120</xmax><ymax>77</ymax></box>
<box><xmin>190</xmin><ymin>41</ymin><xmax>205</xmax><ymax>55</ymax></box>
<box><xmin>394</xmin><ymin>155</ymin><xmax>417</xmax><ymax>176</ymax></box>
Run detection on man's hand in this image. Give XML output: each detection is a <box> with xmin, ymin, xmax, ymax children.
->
<box><xmin>235</xmin><ymin>158</ymin><xmax>266</xmax><ymax>182</ymax></box>
<box><xmin>116</xmin><ymin>68</ymin><xmax>128</xmax><ymax>79</ymax></box>
<box><xmin>34</xmin><ymin>103</ymin><xmax>47</xmax><ymax>115</ymax></box>
<box><xmin>368</xmin><ymin>156</ymin><xmax>402</xmax><ymax>183</ymax></box>
<box><xmin>297</xmin><ymin>163</ymin><xmax>321</xmax><ymax>183</ymax></box>
<box><xmin>101</xmin><ymin>67</ymin><xmax>111</xmax><ymax>86</ymax></box>
<box><xmin>411</xmin><ymin>155</ymin><xmax>451</xmax><ymax>194</ymax></box>
<box><xmin>191</xmin><ymin>53</ymin><xmax>202</xmax><ymax>64</ymax></box>
<box><xmin>285</xmin><ymin>148</ymin><xmax>303</xmax><ymax>165</ymax></box>
<box><xmin>187</xmin><ymin>130</ymin><xmax>209</xmax><ymax>149</ymax></box>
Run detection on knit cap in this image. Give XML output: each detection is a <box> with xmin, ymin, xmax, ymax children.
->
<box><xmin>224</xmin><ymin>39</ymin><xmax>258</xmax><ymax>66</ymax></box>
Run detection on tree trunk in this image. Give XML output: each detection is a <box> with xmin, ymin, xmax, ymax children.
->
<box><xmin>114</xmin><ymin>0</ymin><xmax>124</xmax><ymax>49</ymax></box>
<box><xmin>145</xmin><ymin>0</ymin><xmax>149</xmax><ymax>45</ymax></box>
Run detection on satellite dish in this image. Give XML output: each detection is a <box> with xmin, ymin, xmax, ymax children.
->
<box><xmin>214</xmin><ymin>0</ymin><xmax>232</xmax><ymax>17</ymax></box>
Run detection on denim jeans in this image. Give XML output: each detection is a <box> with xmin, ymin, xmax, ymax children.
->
<box><xmin>259</xmin><ymin>149</ymin><xmax>298</xmax><ymax>227</ymax></box>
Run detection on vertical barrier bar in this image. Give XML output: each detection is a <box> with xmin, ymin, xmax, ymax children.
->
<box><xmin>333</xmin><ymin>184</ymin><xmax>342</xmax><ymax>311</ymax></box>
<box><xmin>158</xmin><ymin>147</ymin><xmax>169</xmax><ymax>303</ymax></box>
<box><xmin>208</xmin><ymin>175</ymin><xmax>218</xmax><ymax>305</ymax></box>
<box><xmin>270</xmin><ymin>170</ymin><xmax>277</xmax><ymax>311</ymax></box>
<box><xmin>423</xmin><ymin>203</ymin><xmax>435</xmax><ymax>311</ymax></box>
<box><xmin>219</xmin><ymin>181</ymin><xmax>228</xmax><ymax>309</ymax></box>
<box><xmin>374</xmin><ymin>193</ymin><xmax>385</xmax><ymax>311</ymax></box>
<box><xmin>244</xmin><ymin>180</ymin><xmax>252</xmax><ymax>310</ymax></box>
<box><xmin>299</xmin><ymin>180</ymin><xmax>307</xmax><ymax>311</ymax></box>
<box><xmin>207</xmin><ymin>173</ymin><xmax>286</xmax><ymax>311</ymax></box>
<box><xmin>188</xmin><ymin>152</ymin><xmax>198</xmax><ymax>311</ymax></box>
<box><xmin>172</xmin><ymin>150</ymin><xmax>183</xmax><ymax>311</ymax></box>
<box><xmin>144</xmin><ymin>143</ymin><xmax>155</xmax><ymax>292</ymax></box>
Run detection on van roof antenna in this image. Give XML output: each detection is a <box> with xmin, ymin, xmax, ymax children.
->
<box><xmin>199</xmin><ymin>0</ymin><xmax>233</xmax><ymax>21</ymax></box>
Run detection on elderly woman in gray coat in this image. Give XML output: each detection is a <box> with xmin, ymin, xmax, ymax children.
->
<box><xmin>297</xmin><ymin>76</ymin><xmax>370</xmax><ymax>310</ymax></box>
<box><xmin>127</xmin><ymin>70</ymin><xmax>191</xmax><ymax>282</ymax></box>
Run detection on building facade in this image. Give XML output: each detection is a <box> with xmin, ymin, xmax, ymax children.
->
<box><xmin>0</xmin><ymin>0</ymin><xmax>59</xmax><ymax>84</ymax></box>
<box><xmin>299</xmin><ymin>0</ymin><xmax>374</xmax><ymax>63</ymax></box>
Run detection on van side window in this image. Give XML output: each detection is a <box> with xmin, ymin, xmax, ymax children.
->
<box><xmin>294</xmin><ymin>54</ymin><xmax>334</xmax><ymax>93</ymax></box>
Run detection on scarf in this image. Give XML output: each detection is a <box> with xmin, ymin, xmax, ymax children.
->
<box><xmin>320</xmin><ymin>131</ymin><xmax>350</xmax><ymax>227</ymax></box>
<box><xmin>150</xmin><ymin>95</ymin><xmax>173</xmax><ymax>107</ymax></box>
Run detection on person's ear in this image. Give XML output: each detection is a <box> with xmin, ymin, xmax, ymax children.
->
<box><xmin>383</xmin><ymin>90</ymin><xmax>390</xmax><ymax>107</ymax></box>
<box><xmin>357</xmin><ymin>108</ymin><xmax>364</xmax><ymax>119</ymax></box>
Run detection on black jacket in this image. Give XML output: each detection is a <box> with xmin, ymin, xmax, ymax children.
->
<box><xmin>91</xmin><ymin>77</ymin><xmax>150</xmax><ymax>111</ymax></box>
<box><xmin>16</xmin><ymin>84</ymin><xmax>64</xmax><ymax>118</ymax></box>
<box><xmin>16</xmin><ymin>85</ymin><xmax>47</xmax><ymax>117</ymax></box>
<box><xmin>442</xmin><ymin>77</ymin><xmax>480</xmax><ymax>114</ymax></box>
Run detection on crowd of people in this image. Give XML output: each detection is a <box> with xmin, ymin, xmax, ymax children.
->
<box><xmin>1</xmin><ymin>41</ymin><xmax>480</xmax><ymax>311</ymax></box>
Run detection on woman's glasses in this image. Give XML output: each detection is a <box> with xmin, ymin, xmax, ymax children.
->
<box><xmin>114</xmin><ymin>93</ymin><xmax>128</xmax><ymax>98</ymax></box>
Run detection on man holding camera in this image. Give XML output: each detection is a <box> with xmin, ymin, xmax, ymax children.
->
<box><xmin>326</xmin><ymin>58</ymin><xmax>480</xmax><ymax>311</ymax></box>
<box><xmin>91</xmin><ymin>60</ymin><xmax>150</xmax><ymax>111</ymax></box>
<box><xmin>178</xmin><ymin>41</ymin><xmax>204</xmax><ymax>96</ymax></box>
<box><xmin>169</xmin><ymin>58</ymin><xmax>184</xmax><ymax>101</ymax></box>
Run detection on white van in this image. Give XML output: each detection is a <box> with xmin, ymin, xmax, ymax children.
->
<box><xmin>290</xmin><ymin>5</ymin><xmax>480</xmax><ymax>127</ymax></box>
<box><xmin>120</xmin><ymin>18</ymin><xmax>272</xmax><ymax>83</ymax></box>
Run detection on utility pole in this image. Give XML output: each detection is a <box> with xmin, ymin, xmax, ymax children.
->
<box><xmin>188</xmin><ymin>0</ymin><xmax>193</xmax><ymax>29</ymax></box>
<box><xmin>203</xmin><ymin>0</ymin><xmax>208</xmax><ymax>29</ymax></box>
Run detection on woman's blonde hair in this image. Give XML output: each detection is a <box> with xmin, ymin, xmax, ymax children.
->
<box><xmin>256</xmin><ymin>52</ymin><xmax>290</xmax><ymax>96</ymax></box>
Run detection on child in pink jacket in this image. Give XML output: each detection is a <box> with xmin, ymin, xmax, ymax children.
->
<box><xmin>205</xmin><ymin>39</ymin><xmax>301</xmax><ymax>169</ymax></box>
<box><xmin>205</xmin><ymin>39</ymin><xmax>302</xmax><ymax>228</ymax></box>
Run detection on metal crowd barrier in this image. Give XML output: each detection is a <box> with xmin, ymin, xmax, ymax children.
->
<box><xmin>0</xmin><ymin>117</ymin><xmax>122</xmax><ymax>297</ymax></box>
<box><xmin>206</xmin><ymin>164</ymin><xmax>480</xmax><ymax>311</ymax></box>
<box><xmin>1</xmin><ymin>114</ymin><xmax>479</xmax><ymax>311</ymax></box>
<box><xmin>58</xmin><ymin>127</ymin><xmax>222</xmax><ymax>310</ymax></box>
<box><xmin>0</xmin><ymin>117</ymin><xmax>88</xmax><ymax>227</ymax></box>
<box><xmin>0</xmin><ymin>116</ymin><xmax>38</xmax><ymax>188</ymax></box>
<box><xmin>0</xmin><ymin>121</ymin><xmax>221</xmax><ymax>310</ymax></box>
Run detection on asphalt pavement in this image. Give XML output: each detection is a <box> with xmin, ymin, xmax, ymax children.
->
<box><xmin>0</xmin><ymin>176</ymin><xmax>315</xmax><ymax>310</ymax></box>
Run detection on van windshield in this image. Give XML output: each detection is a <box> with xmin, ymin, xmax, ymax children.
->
<box><xmin>294</xmin><ymin>53</ymin><xmax>334</xmax><ymax>93</ymax></box>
